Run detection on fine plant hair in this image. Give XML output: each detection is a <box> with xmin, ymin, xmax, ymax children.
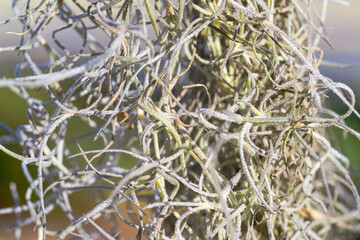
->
<box><xmin>0</xmin><ymin>0</ymin><xmax>360</xmax><ymax>239</ymax></box>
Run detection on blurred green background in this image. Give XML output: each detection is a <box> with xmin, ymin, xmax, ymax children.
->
<box><xmin>1</xmin><ymin>0</ymin><xmax>360</xmax><ymax>239</ymax></box>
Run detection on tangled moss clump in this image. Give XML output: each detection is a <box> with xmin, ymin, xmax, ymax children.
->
<box><xmin>0</xmin><ymin>0</ymin><xmax>359</xmax><ymax>239</ymax></box>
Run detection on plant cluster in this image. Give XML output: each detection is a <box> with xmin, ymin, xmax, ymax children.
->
<box><xmin>0</xmin><ymin>0</ymin><xmax>359</xmax><ymax>239</ymax></box>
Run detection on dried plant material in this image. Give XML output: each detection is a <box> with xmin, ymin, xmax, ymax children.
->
<box><xmin>0</xmin><ymin>0</ymin><xmax>359</xmax><ymax>239</ymax></box>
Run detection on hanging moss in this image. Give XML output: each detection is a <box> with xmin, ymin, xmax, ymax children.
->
<box><xmin>0</xmin><ymin>0</ymin><xmax>359</xmax><ymax>239</ymax></box>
